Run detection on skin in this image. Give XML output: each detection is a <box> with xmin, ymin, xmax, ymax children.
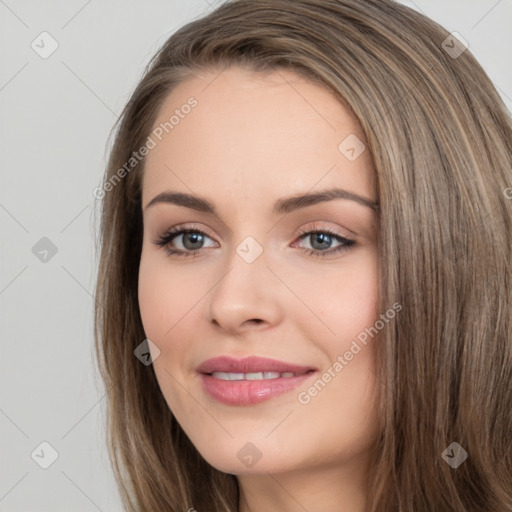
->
<box><xmin>138</xmin><ymin>66</ymin><xmax>381</xmax><ymax>512</ymax></box>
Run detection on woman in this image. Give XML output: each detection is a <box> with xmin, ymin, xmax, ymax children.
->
<box><xmin>94</xmin><ymin>0</ymin><xmax>512</xmax><ymax>510</ymax></box>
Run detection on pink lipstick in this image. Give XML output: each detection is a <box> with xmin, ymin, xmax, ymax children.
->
<box><xmin>196</xmin><ymin>356</ymin><xmax>317</xmax><ymax>406</ymax></box>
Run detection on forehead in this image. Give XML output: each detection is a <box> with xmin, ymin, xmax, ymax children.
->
<box><xmin>142</xmin><ymin>66</ymin><xmax>375</xmax><ymax>207</ymax></box>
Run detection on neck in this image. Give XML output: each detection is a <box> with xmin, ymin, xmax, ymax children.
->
<box><xmin>237</xmin><ymin>454</ymin><xmax>370</xmax><ymax>512</ymax></box>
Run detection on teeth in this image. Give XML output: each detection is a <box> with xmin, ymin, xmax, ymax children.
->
<box><xmin>245</xmin><ymin>372</ymin><xmax>263</xmax><ymax>380</ymax></box>
<box><xmin>227</xmin><ymin>372</ymin><xmax>245</xmax><ymax>380</ymax></box>
<box><xmin>211</xmin><ymin>371</ymin><xmax>296</xmax><ymax>381</ymax></box>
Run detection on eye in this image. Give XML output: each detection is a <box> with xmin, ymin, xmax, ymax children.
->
<box><xmin>153</xmin><ymin>224</ymin><xmax>356</xmax><ymax>259</ymax></box>
<box><xmin>293</xmin><ymin>227</ymin><xmax>356</xmax><ymax>258</ymax></box>
<box><xmin>153</xmin><ymin>224</ymin><xmax>217</xmax><ymax>257</ymax></box>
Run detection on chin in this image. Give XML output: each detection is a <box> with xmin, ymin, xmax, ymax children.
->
<box><xmin>189</xmin><ymin>436</ymin><xmax>302</xmax><ymax>476</ymax></box>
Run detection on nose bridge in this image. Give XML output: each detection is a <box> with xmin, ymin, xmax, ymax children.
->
<box><xmin>206</xmin><ymin>230</ymin><xmax>281</xmax><ymax>332</ymax></box>
<box><xmin>214</xmin><ymin>232</ymin><xmax>269</xmax><ymax>301</ymax></box>
<box><xmin>234</xmin><ymin>234</ymin><xmax>266</xmax><ymax>266</ymax></box>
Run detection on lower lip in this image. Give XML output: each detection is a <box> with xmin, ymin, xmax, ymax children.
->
<box><xmin>199</xmin><ymin>372</ymin><xmax>316</xmax><ymax>406</ymax></box>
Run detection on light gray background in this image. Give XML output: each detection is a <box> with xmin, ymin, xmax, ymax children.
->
<box><xmin>1</xmin><ymin>1</ymin><xmax>510</xmax><ymax>510</ymax></box>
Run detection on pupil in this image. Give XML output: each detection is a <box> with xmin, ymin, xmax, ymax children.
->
<box><xmin>184</xmin><ymin>232</ymin><xmax>203</xmax><ymax>250</ymax></box>
<box><xmin>311</xmin><ymin>233</ymin><xmax>331</xmax><ymax>250</ymax></box>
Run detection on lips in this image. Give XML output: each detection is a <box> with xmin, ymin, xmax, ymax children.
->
<box><xmin>196</xmin><ymin>355</ymin><xmax>315</xmax><ymax>375</ymax></box>
<box><xmin>196</xmin><ymin>356</ymin><xmax>317</xmax><ymax>406</ymax></box>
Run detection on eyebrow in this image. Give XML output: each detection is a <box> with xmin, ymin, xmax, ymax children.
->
<box><xmin>143</xmin><ymin>188</ymin><xmax>379</xmax><ymax>215</ymax></box>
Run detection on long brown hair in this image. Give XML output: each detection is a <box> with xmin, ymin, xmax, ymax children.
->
<box><xmin>93</xmin><ymin>1</ymin><xmax>512</xmax><ymax>510</ymax></box>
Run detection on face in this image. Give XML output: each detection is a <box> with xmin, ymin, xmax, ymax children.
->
<box><xmin>138</xmin><ymin>66</ymin><xmax>381</xmax><ymax>477</ymax></box>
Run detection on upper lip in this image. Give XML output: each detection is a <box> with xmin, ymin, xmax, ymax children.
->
<box><xmin>196</xmin><ymin>356</ymin><xmax>316</xmax><ymax>375</ymax></box>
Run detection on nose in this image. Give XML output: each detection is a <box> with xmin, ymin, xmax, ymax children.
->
<box><xmin>206</xmin><ymin>244</ymin><xmax>284</xmax><ymax>336</ymax></box>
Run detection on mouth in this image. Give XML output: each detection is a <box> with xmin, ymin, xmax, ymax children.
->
<box><xmin>208</xmin><ymin>370</ymin><xmax>311</xmax><ymax>380</ymax></box>
<box><xmin>196</xmin><ymin>356</ymin><xmax>317</xmax><ymax>406</ymax></box>
<box><xmin>196</xmin><ymin>355</ymin><xmax>316</xmax><ymax>375</ymax></box>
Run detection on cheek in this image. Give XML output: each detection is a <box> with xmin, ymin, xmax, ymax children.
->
<box><xmin>334</xmin><ymin>271</ymin><xmax>378</xmax><ymax>339</ymax></box>
<box><xmin>137</xmin><ymin>256</ymin><xmax>195</xmax><ymax>410</ymax></box>
<box><xmin>137</xmin><ymin>253</ymin><xmax>209</xmax><ymax>382</ymax></box>
<box><xmin>138</xmin><ymin>255</ymin><xmax>184</xmax><ymax>343</ymax></box>
<box><xmin>297</xmin><ymin>256</ymin><xmax>379</xmax><ymax>345</ymax></box>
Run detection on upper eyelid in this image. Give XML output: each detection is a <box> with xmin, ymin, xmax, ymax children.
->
<box><xmin>161</xmin><ymin>220</ymin><xmax>355</xmax><ymax>237</ymax></box>
<box><xmin>171</xmin><ymin>222</ymin><xmax>341</xmax><ymax>232</ymax></box>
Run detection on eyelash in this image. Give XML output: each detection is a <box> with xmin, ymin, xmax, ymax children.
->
<box><xmin>153</xmin><ymin>224</ymin><xmax>356</xmax><ymax>259</ymax></box>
